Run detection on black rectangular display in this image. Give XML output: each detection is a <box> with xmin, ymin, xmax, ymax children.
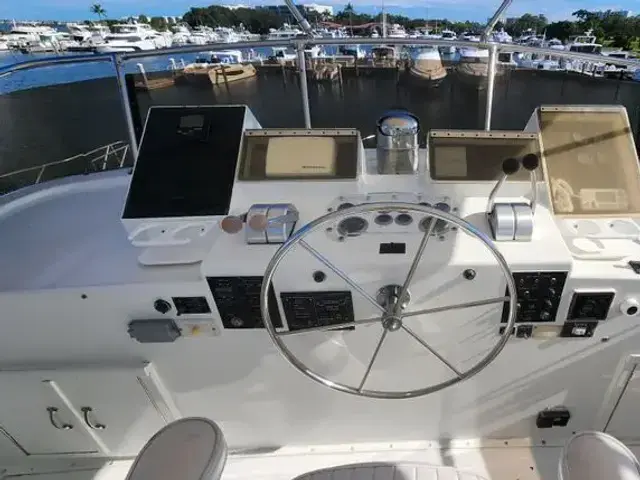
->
<box><xmin>207</xmin><ymin>277</ymin><xmax>282</xmax><ymax>329</ymax></box>
<box><xmin>501</xmin><ymin>271</ymin><xmax>568</xmax><ymax>323</ymax></box>
<box><xmin>172</xmin><ymin>296</ymin><xmax>211</xmax><ymax>315</ymax></box>
<box><xmin>280</xmin><ymin>291</ymin><xmax>354</xmax><ymax>331</ymax></box>
<box><xmin>567</xmin><ymin>292</ymin><xmax>614</xmax><ymax>320</ymax></box>
<box><xmin>123</xmin><ymin>106</ymin><xmax>247</xmax><ymax>219</ymax></box>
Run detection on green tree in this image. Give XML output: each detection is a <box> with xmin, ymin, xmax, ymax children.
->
<box><xmin>546</xmin><ymin>20</ymin><xmax>579</xmax><ymax>40</ymax></box>
<box><xmin>138</xmin><ymin>15</ymin><xmax>149</xmax><ymax>23</ymax></box>
<box><xmin>90</xmin><ymin>3</ymin><xmax>106</xmax><ymax>21</ymax></box>
<box><xmin>150</xmin><ymin>17</ymin><xmax>168</xmax><ymax>31</ymax></box>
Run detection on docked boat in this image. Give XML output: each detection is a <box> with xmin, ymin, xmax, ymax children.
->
<box><xmin>268</xmin><ymin>24</ymin><xmax>305</xmax><ymax>40</ymax></box>
<box><xmin>0</xmin><ymin>36</ymin><xmax>8</xmax><ymax>51</ymax></box>
<box><xmin>3</xmin><ymin>14</ymin><xmax>640</xmax><ymax>480</ymax></box>
<box><xmin>181</xmin><ymin>50</ymin><xmax>256</xmax><ymax>86</ymax></box>
<box><xmin>456</xmin><ymin>46</ymin><xmax>503</xmax><ymax>88</ymax></box>
<box><xmin>438</xmin><ymin>29</ymin><xmax>457</xmax><ymax>54</ymax></box>
<box><xmin>95</xmin><ymin>24</ymin><xmax>157</xmax><ymax>53</ymax></box>
<box><xmin>601</xmin><ymin>51</ymin><xmax>638</xmax><ymax>79</ymax></box>
<box><xmin>370</xmin><ymin>45</ymin><xmax>400</xmax><ymax>66</ymax></box>
<box><xmin>387</xmin><ymin>23</ymin><xmax>408</xmax><ymax>39</ymax></box>
<box><xmin>4</xmin><ymin>23</ymin><xmax>56</xmax><ymax>49</ymax></box>
<box><xmin>408</xmin><ymin>46</ymin><xmax>447</xmax><ymax>86</ymax></box>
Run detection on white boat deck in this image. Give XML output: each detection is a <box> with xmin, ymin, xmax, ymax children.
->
<box><xmin>0</xmin><ymin>170</ymin><xmax>201</xmax><ymax>292</ymax></box>
<box><xmin>0</xmin><ymin>444</ymin><xmax>568</xmax><ymax>480</ymax></box>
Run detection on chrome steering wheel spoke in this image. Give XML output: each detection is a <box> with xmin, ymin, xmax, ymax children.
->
<box><xmin>260</xmin><ymin>202</ymin><xmax>518</xmax><ymax>399</ymax></box>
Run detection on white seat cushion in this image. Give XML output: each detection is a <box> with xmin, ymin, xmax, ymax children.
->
<box><xmin>126</xmin><ymin>417</ymin><xmax>227</xmax><ymax>480</ymax></box>
<box><xmin>560</xmin><ymin>431</ymin><xmax>640</xmax><ymax>480</ymax></box>
<box><xmin>293</xmin><ymin>462</ymin><xmax>488</xmax><ymax>480</ymax></box>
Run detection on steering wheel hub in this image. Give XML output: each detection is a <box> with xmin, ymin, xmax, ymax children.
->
<box><xmin>382</xmin><ymin>315</ymin><xmax>403</xmax><ymax>332</ymax></box>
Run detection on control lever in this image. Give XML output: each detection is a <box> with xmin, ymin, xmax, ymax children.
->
<box><xmin>522</xmin><ymin>153</ymin><xmax>540</xmax><ymax>214</ymax></box>
<box><xmin>486</xmin><ymin>157</ymin><xmax>520</xmax><ymax>215</ymax></box>
<box><xmin>487</xmin><ymin>157</ymin><xmax>534</xmax><ymax>242</ymax></box>
<box><xmin>248</xmin><ymin>212</ymin><xmax>300</xmax><ymax>231</ymax></box>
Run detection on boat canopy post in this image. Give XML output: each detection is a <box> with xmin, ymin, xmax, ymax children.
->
<box><xmin>483</xmin><ymin>0</ymin><xmax>513</xmax><ymax>41</ymax></box>
<box><xmin>296</xmin><ymin>42</ymin><xmax>312</xmax><ymax>128</ymax></box>
<box><xmin>283</xmin><ymin>0</ymin><xmax>314</xmax><ymax>37</ymax></box>
<box><xmin>485</xmin><ymin>44</ymin><xmax>498</xmax><ymax>131</ymax></box>
<box><xmin>113</xmin><ymin>55</ymin><xmax>139</xmax><ymax>160</ymax></box>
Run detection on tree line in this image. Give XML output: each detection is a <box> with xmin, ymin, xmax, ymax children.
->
<box><xmin>86</xmin><ymin>2</ymin><xmax>640</xmax><ymax>49</ymax></box>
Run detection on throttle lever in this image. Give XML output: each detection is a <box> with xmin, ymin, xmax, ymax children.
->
<box><xmin>522</xmin><ymin>153</ymin><xmax>540</xmax><ymax>214</ymax></box>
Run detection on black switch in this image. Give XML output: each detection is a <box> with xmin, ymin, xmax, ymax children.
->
<box><xmin>629</xmin><ymin>261</ymin><xmax>640</xmax><ymax>274</ymax></box>
<box><xmin>536</xmin><ymin>407</ymin><xmax>570</xmax><ymax>428</ymax></box>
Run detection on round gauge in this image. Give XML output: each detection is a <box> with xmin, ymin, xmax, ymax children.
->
<box><xmin>374</xmin><ymin>213</ymin><xmax>393</xmax><ymax>226</ymax></box>
<box><xmin>395</xmin><ymin>213</ymin><xmax>413</xmax><ymax>226</ymax></box>
<box><xmin>434</xmin><ymin>202</ymin><xmax>451</xmax><ymax>213</ymax></box>
<box><xmin>337</xmin><ymin>217</ymin><xmax>368</xmax><ymax>237</ymax></box>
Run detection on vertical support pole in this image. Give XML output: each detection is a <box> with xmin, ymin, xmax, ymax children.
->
<box><xmin>297</xmin><ymin>44</ymin><xmax>311</xmax><ymax>128</ymax></box>
<box><xmin>484</xmin><ymin>44</ymin><xmax>498</xmax><ymax>131</ymax></box>
<box><xmin>113</xmin><ymin>55</ymin><xmax>139</xmax><ymax>160</ymax></box>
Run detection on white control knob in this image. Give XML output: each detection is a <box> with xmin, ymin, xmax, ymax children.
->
<box><xmin>620</xmin><ymin>298</ymin><xmax>640</xmax><ymax>317</ymax></box>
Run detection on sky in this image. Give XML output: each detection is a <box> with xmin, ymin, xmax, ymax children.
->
<box><xmin>0</xmin><ymin>0</ymin><xmax>635</xmax><ymax>23</ymax></box>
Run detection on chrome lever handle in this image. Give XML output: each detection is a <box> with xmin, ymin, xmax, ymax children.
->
<box><xmin>81</xmin><ymin>407</ymin><xmax>106</xmax><ymax>430</ymax></box>
<box><xmin>47</xmin><ymin>407</ymin><xmax>73</xmax><ymax>430</ymax></box>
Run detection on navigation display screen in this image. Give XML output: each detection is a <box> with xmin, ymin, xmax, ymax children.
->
<box><xmin>238</xmin><ymin>131</ymin><xmax>358</xmax><ymax>180</ymax></box>
<box><xmin>429</xmin><ymin>131</ymin><xmax>541</xmax><ymax>181</ymax></box>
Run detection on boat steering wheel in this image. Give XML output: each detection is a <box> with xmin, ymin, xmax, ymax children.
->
<box><xmin>260</xmin><ymin>202</ymin><xmax>518</xmax><ymax>399</ymax></box>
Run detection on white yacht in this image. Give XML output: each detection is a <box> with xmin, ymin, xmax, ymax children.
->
<box><xmin>215</xmin><ymin>27</ymin><xmax>241</xmax><ymax>43</ymax></box>
<box><xmin>5</xmin><ymin>23</ymin><xmax>56</xmax><ymax>48</ymax></box>
<box><xmin>268</xmin><ymin>24</ymin><xmax>305</xmax><ymax>40</ymax></box>
<box><xmin>87</xmin><ymin>24</ymin><xmax>110</xmax><ymax>39</ymax></box>
<box><xmin>171</xmin><ymin>24</ymin><xmax>193</xmax><ymax>46</ymax></box>
<box><xmin>492</xmin><ymin>28</ymin><xmax>512</xmax><ymax>43</ymax></box>
<box><xmin>67</xmin><ymin>23</ymin><xmax>92</xmax><ymax>43</ymax></box>
<box><xmin>439</xmin><ymin>29</ymin><xmax>457</xmax><ymax>54</ymax></box>
<box><xmin>3</xmin><ymin>16</ymin><xmax>640</xmax><ymax>480</ymax></box>
<box><xmin>191</xmin><ymin>27</ymin><xmax>218</xmax><ymax>45</ymax></box>
<box><xmin>564</xmin><ymin>31</ymin><xmax>604</xmax><ymax>75</ymax></box>
<box><xmin>567</xmin><ymin>30</ymin><xmax>602</xmax><ymax>54</ymax></box>
<box><xmin>271</xmin><ymin>46</ymin><xmax>298</xmax><ymax>62</ymax></box>
<box><xmin>601</xmin><ymin>51</ymin><xmax>637</xmax><ymax>79</ymax></box>
<box><xmin>0</xmin><ymin>35</ymin><xmax>10</xmax><ymax>51</ymax></box>
<box><xmin>518</xmin><ymin>52</ymin><xmax>564</xmax><ymax>71</ymax></box>
<box><xmin>387</xmin><ymin>24</ymin><xmax>408</xmax><ymax>39</ymax></box>
<box><xmin>95</xmin><ymin>24</ymin><xmax>157</xmax><ymax>53</ymax></box>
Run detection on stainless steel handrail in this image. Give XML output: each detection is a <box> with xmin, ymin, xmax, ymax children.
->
<box><xmin>2</xmin><ymin>37</ymin><xmax>639</xmax><ymax>166</ymax></box>
<box><xmin>0</xmin><ymin>141</ymin><xmax>130</xmax><ymax>193</ymax></box>
<box><xmin>483</xmin><ymin>0</ymin><xmax>513</xmax><ymax>40</ymax></box>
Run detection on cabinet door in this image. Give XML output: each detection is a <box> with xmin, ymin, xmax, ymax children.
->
<box><xmin>0</xmin><ymin>373</ymin><xmax>99</xmax><ymax>455</ymax></box>
<box><xmin>606</xmin><ymin>366</ymin><xmax>640</xmax><ymax>441</ymax></box>
<box><xmin>51</xmin><ymin>365</ymin><xmax>170</xmax><ymax>456</ymax></box>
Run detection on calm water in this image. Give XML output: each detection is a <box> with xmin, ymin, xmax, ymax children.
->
<box><xmin>1</xmin><ymin>46</ymin><xmax>640</xmax><ymax>182</ymax></box>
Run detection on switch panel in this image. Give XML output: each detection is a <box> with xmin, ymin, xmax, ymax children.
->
<box><xmin>568</xmin><ymin>292</ymin><xmax>615</xmax><ymax>321</ymax></box>
<box><xmin>207</xmin><ymin>277</ymin><xmax>283</xmax><ymax>329</ymax></box>
<box><xmin>501</xmin><ymin>271</ymin><xmax>568</xmax><ymax>323</ymax></box>
<box><xmin>172</xmin><ymin>296</ymin><xmax>211</xmax><ymax>315</ymax></box>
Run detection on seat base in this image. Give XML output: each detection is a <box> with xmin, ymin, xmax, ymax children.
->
<box><xmin>560</xmin><ymin>431</ymin><xmax>640</xmax><ymax>480</ymax></box>
<box><xmin>293</xmin><ymin>463</ymin><xmax>488</xmax><ymax>480</ymax></box>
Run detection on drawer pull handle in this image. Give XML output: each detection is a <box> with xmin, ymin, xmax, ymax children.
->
<box><xmin>81</xmin><ymin>407</ymin><xmax>106</xmax><ymax>430</ymax></box>
<box><xmin>47</xmin><ymin>407</ymin><xmax>73</xmax><ymax>430</ymax></box>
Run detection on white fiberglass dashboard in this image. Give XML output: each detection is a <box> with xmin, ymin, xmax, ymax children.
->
<box><xmin>4</xmin><ymin>105</ymin><xmax>640</xmax><ymax>456</ymax></box>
